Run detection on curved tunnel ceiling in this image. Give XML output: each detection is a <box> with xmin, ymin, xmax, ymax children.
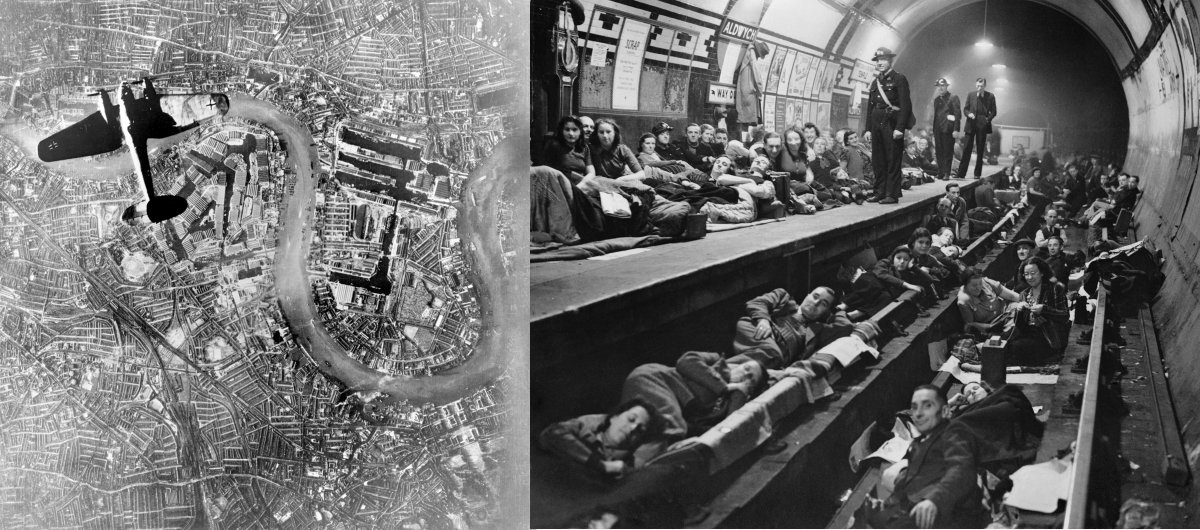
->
<box><xmin>751</xmin><ymin>0</ymin><xmax>1154</xmax><ymax>76</ymax></box>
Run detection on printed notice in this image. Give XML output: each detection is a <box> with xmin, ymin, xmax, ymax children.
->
<box><xmin>612</xmin><ymin>20</ymin><xmax>651</xmax><ymax>110</ymax></box>
<box><xmin>590</xmin><ymin>43</ymin><xmax>611</xmax><ymax>67</ymax></box>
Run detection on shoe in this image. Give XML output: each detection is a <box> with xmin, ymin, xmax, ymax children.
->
<box><xmin>867</xmin><ymin>196</ymin><xmax>882</xmax><ymax>203</ymax></box>
<box><xmin>879</xmin><ymin>197</ymin><xmax>898</xmax><ymax>204</ymax></box>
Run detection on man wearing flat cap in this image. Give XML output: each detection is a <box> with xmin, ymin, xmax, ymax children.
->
<box><xmin>866</xmin><ymin>47</ymin><xmax>913</xmax><ymax>204</ymax></box>
<box><xmin>932</xmin><ymin>78</ymin><xmax>962</xmax><ymax>180</ymax></box>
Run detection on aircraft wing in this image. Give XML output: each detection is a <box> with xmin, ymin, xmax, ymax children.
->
<box><xmin>37</xmin><ymin>111</ymin><xmax>124</xmax><ymax>162</ymax></box>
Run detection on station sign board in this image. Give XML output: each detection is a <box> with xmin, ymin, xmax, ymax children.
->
<box><xmin>707</xmin><ymin>82</ymin><xmax>736</xmax><ymax>105</ymax></box>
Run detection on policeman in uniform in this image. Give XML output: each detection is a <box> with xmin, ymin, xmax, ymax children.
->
<box><xmin>866</xmin><ymin>47</ymin><xmax>913</xmax><ymax>204</ymax></box>
<box><xmin>931</xmin><ymin>78</ymin><xmax>962</xmax><ymax>180</ymax></box>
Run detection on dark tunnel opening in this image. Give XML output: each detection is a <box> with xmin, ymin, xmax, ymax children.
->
<box><xmin>898</xmin><ymin>0</ymin><xmax>1129</xmax><ymax>161</ymax></box>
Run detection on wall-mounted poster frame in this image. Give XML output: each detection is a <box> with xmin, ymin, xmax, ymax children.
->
<box><xmin>577</xmin><ymin>7</ymin><xmax>699</xmax><ymax>117</ymax></box>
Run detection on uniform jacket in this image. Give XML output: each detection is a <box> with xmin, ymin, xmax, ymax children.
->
<box><xmin>867</xmin><ymin>69</ymin><xmax>914</xmax><ymax>132</ymax></box>
<box><xmin>963</xmin><ymin>90</ymin><xmax>997</xmax><ymax>135</ymax></box>
<box><xmin>932</xmin><ymin>92</ymin><xmax>963</xmax><ymax>134</ymax></box>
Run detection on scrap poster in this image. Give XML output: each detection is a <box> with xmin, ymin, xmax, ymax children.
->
<box><xmin>613</xmin><ymin>19</ymin><xmax>651</xmax><ymax>110</ymax></box>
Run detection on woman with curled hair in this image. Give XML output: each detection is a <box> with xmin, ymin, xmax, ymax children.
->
<box><xmin>1007</xmin><ymin>257</ymin><xmax>1070</xmax><ymax>365</ymax></box>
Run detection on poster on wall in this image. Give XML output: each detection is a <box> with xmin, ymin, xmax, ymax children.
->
<box><xmin>819</xmin><ymin>63</ymin><xmax>840</xmax><ymax>100</ymax></box>
<box><xmin>775</xmin><ymin>96</ymin><xmax>787</xmax><ymax>132</ymax></box>
<box><xmin>788</xmin><ymin>53</ymin><xmax>812</xmax><ymax>98</ymax></box>
<box><xmin>613</xmin><ymin>19</ymin><xmax>651</xmax><ymax>110</ymax></box>
<box><xmin>754</xmin><ymin>42</ymin><xmax>775</xmax><ymax>88</ymax></box>
<box><xmin>831</xmin><ymin>93</ymin><xmax>850</xmax><ymax>130</ymax></box>
<box><xmin>777</xmin><ymin>50</ymin><xmax>797</xmax><ymax>96</ymax></box>
<box><xmin>817</xmin><ymin>102</ymin><xmax>831</xmax><ymax>132</ymax></box>
<box><xmin>763</xmin><ymin>94</ymin><xmax>777</xmax><ymax>132</ymax></box>
<box><xmin>783</xmin><ymin>99</ymin><xmax>798</xmax><ymax>131</ymax></box>
<box><xmin>806</xmin><ymin>59</ymin><xmax>826</xmax><ymax>99</ymax></box>
<box><xmin>766</xmin><ymin>46</ymin><xmax>786</xmax><ymax>94</ymax></box>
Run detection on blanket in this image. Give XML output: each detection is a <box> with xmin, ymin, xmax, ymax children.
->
<box><xmin>530</xmin><ymin>235</ymin><xmax>672</xmax><ymax>262</ymax></box>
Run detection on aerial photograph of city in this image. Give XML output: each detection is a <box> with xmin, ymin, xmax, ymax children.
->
<box><xmin>0</xmin><ymin>1</ymin><xmax>526</xmax><ymax>528</ymax></box>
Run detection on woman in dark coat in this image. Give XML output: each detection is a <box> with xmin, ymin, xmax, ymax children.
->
<box><xmin>1007</xmin><ymin>257</ymin><xmax>1070</xmax><ymax>365</ymax></box>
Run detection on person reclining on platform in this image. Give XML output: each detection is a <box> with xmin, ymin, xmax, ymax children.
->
<box><xmin>732</xmin><ymin>286</ymin><xmax>854</xmax><ymax>369</ymax></box>
<box><xmin>620</xmin><ymin>350</ymin><xmax>768</xmax><ymax>445</ymax></box>
<box><xmin>928</xmin><ymin>226</ymin><xmax>966</xmax><ymax>282</ymax></box>
<box><xmin>1007</xmin><ymin>257</ymin><xmax>1070</xmax><ymax>366</ymax></box>
<box><xmin>538</xmin><ymin>398</ymin><xmax>665</xmax><ymax>477</ymax></box>
<box><xmin>863</xmin><ymin>384</ymin><xmax>986</xmax><ymax>528</ymax></box>
<box><xmin>957</xmin><ymin>267</ymin><xmax>1022</xmax><ymax>339</ymax></box>
<box><xmin>841</xmin><ymin>245</ymin><xmax>926</xmax><ymax>321</ymax></box>
<box><xmin>698</xmin><ymin>155</ymin><xmax>777</xmax><ymax>223</ymax></box>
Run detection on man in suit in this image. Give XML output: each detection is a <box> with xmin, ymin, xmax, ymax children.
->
<box><xmin>956</xmin><ymin>77</ymin><xmax>997</xmax><ymax>179</ymax></box>
<box><xmin>931</xmin><ymin>78</ymin><xmax>961</xmax><ymax>180</ymax></box>
<box><xmin>865</xmin><ymin>47</ymin><xmax>913</xmax><ymax>205</ymax></box>
<box><xmin>867</xmin><ymin>385</ymin><xmax>986</xmax><ymax>528</ymax></box>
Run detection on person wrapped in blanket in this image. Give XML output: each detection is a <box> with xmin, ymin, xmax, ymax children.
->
<box><xmin>698</xmin><ymin>155</ymin><xmax>779</xmax><ymax>224</ymax></box>
<box><xmin>929</xmin><ymin>226</ymin><xmax>965</xmax><ymax>278</ymax></box>
<box><xmin>533</xmin><ymin>116</ymin><xmax>690</xmax><ymax>243</ymax></box>
<box><xmin>538</xmin><ymin>398</ymin><xmax>665</xmax><ymax>477</ymax></box>
<box><xmin>908</xmin><ymin>228</ymin><xmax>952</xmax><ymax>300</ymax></box>
<box><xmin>538</xmin><ymin>349</ymin><xmax>770</xmax><ymax>476</ymax></box>
<box><xmin>731</xmin><ymin>286</ymin><xmax>856</xmax><ymax>370</ymax></box>
<box><xmin>841</xmin><ymin>245</ymin><xmax>927</xmax><ymax>321</ymax></box>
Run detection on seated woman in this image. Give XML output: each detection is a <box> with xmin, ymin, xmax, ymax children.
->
<box><xmin>542</xmin><ymin>115</ymin><xmax>595</xmax><ymax>184</ymax></box>
<box><xmin>538</xmin><ymin>398</ymin><xmax>665</xmax><ymax>476</ymax></box>
<box><xmin>636</xmin><ymin>132</ymin><xmax>692</xmax><ymax>173</ymax></box>
<box><xmin>732</xmin><ymin>286</ymin><xmax>854</xmax><ymax>369</ymax></box>
<box><xmin>620</xmin><ymin>351</ymin><xmax>767</xmax><ymax>444</ymax></box>
<box><xmin>957</xmin><ymin>267</ymin><xmax>1022</xmax><ymax>339</ymax></box>
<box><xmin>1007</xmin><ymin>257</ymin><xmax>1070</xmax><ymax>365</ymax></box>
<box><xmin>808</xmin><ymin>137</ymin><xmax>852</xmax><ymax>203</ymax></box>
<box><xmin>589</xmin><ymin>119</ymin><xmax>693</xmax><ymax>237</ymax></box>
<box><xmin>838</xmin><ymin>130</ymin><xmax>874</xmax><ymax>192</ymax></box>
<box><xmin>842</xmin><ymin>245</ymin><xmax>925</xmax><ymax>320</ymax></box>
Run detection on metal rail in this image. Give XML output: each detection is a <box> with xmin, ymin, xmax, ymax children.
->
<box><xmin>1064</xmin><ymin>285</ymin><xmax>1107</xmax><ymax>528</ymax></box>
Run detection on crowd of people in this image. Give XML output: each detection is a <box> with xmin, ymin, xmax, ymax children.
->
<box><xmin>530</xmin><ymin>112</ymin><xmax>997</xmax><ymax>248</ymax></box>
<box><xmin>534</xmin><ymin>141</ymin><xmax>1145</xmax><ymax>528</ymax></box>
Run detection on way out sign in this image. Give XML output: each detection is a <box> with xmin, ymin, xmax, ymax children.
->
<box><xmin>708</xmin><ymin>82</ymin><xmax>736</xmax><ymax>105</ymax></box>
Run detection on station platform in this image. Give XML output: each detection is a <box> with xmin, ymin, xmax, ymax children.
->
<box><xmin>532</xmin><ymin>169</ymin><xmax>997</xmax><ymax>361</ymax></box>
<box><xmin>531</xmin><ymin>167</ymin><xmax>1001</xmax><ymax>425</ymax></box>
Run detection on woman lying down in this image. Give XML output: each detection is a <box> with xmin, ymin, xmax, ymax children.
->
<box><xmin>538</xmin><ymin>350</ymin><xmax>769</xmax><ymax>477</ymax></box>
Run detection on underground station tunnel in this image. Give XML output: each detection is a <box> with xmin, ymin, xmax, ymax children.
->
<box><xmin>529</xmin><ymin>0</ymin><xmax>1200</xmax><ymax>527</ymax></box>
